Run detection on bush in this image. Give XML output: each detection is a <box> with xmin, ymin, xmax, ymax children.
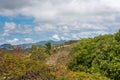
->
<box><xmin>0</xmin><ymin>51</ymin><xmax>54</xmax><ymax>80</ymax></box>
<box><xmin>56</xmin><ymin>71</ymin><xmax>109</xmax><ymax>80</ymax></box>
<box><xmin>68</xmin><ymin>31</ymin><xmax>120</xmax><ymax>79</ymax></box>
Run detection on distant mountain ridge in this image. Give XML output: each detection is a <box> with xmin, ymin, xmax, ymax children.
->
<box><xmin>0</xmin><ymin>40</ymin><xmax>67</xmax><ymax>49</ymax></box>
<box><xmin>0</xmin><ymin>44</ymin><xmax>12</xmax><ymax>49</ymax></box>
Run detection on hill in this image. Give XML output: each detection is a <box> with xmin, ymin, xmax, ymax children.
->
<box><xmin>0</xmin><ymin>44</ymin><xmax>12</xmax><ymax>49</ymax></box>
<box><xmin>68</xmin><ymin>30</ymin><xmax>120</xmax><ymax>79</ymax></box>
<box><xmin>0</xmin><ymin>35</ymin><xmax>110</xmax><ymax>80</ymax></box>
<box><xmin>0</xmin><ymin>40</ymin><xmax>67</xmax><ymax>50</ymax></box>
<box><xmin>2</xmin><ymin>31</ymin><xmax>119</xmax><ymax>79</ymax></box>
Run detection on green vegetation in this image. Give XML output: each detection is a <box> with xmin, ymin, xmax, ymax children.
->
<box><xmin>0</xmin><ymin>46</ymin><xmax>54</xmax><ymax>80</ymax></box>
<box><xmin>68</xmin><ymin>30</ymin><xmax>120</xmax><ymax>80</ymax></box>
<box><xmin>56</xmin><ymin>71</ymin><xmax>108</xmax><ymax>80</ymax></box>
<box><xmin>0</xmin><ymin>54</ymin><xmax>48</xmax><ymax>80</ymax></box>
<box><xmin>2</xmin><ymin>30</ymin><xmax>120</xmax><ymax>79</ymax></box>
<box><xmin>45</xmin><ymin>42</ymin><xmax>52</xmax><ymax>55</ymax></box>
<box><xmin>29</xmin><ymin>45</ymin><xmax>46</xmax><ymax>61</ymax></box>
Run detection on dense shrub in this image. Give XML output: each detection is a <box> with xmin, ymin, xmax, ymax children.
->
<box><xmin>0</xmin><ymin>51</ymin><xmax>54</xmax><ymax>80</ymax></box>
<box><xmin>68</xmin><ymin>30</ymin><xmax>120</xmax><ymax>79</ymax></box>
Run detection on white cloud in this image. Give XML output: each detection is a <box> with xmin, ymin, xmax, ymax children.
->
<box><xmin>6</xmin><ymin>38</ymin><xmax>19</xmax><ymax>45</ymax></box>
<box><xmin>0</xmin><ymin>0</ymin><xmax>119</xmax><ymax>24</ymax></box>
<box><xmin>3</xmin><ymin>22</ymin><xmax>33</xmax><ymax>36</ymax></box>
<box><xmin>0</xmin><ymin>0</ymin><xmax>120</xmax><ymax>42</ymax></box>
<box><xmin>52</xmin><ymin>34</ymin><xmax>60</xmax><ymax>41</ymax></box>
<box><xmin>3</xmin><ymin>33</ymin><xmax>10</xmax><ymax>36</ymax></box>
<box><xmin>24</xmin><ymin>38</ymin><xmax>33</xmax><ymax>43</ymax></box>
<box><xmin>34</xmin><ymin>24</ymin><xmax>56</xmax><ymax>33</ymax></box>
<box><xmin>3</xmin><ymin>22</ymin><xmax>16</xmax><ymax>36</ymax></box>
<box><xmin>71</xmin><ymin>31</ymin><xmax>109</xmax><ymax>39</ymax></box>
<box><xmin>5</xmin><ymin>38</ymin><xmax>35</xmax><ymax>45</ymax></box>
<box><xmin>4</xmin><ymin>22</ymin><xmax>16</xmax><ymax>30</ymax></box>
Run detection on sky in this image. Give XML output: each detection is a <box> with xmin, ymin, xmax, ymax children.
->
<box><xmin>0</xmin><ymin>0</ymin><xmax>120</xmax><ymax>45</ymax></box>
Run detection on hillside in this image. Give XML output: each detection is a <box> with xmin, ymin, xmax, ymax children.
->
<box><xmin>1</xmin><ymin>30</ymin><xmax>120</xmax><ymax>80</ymax></box>
<box><xmin>68</xmin><ymin>30</ymin><xmax>120</xmax><ymax>79</ymax></box>
<box><xmin>46</xmin><ymin>43</ymin><xmax>108</xmax><ymax>80</ymax></box>
<box><xmin>0</xmin><ymin>38</ymin><xmax>109</xmax><ymax>80</ymax></box>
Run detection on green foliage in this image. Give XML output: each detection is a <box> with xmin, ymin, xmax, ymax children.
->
<box><xmin>68</xmin><ymin>31</ymin><xmax>120</xmax><ymax>79</ymax></box>
<box><xmin>64</xmin><ymin>40</ymin><xmax>78</xmax><ymax>45</ymax></box>
<box><xmin>21</xmin><ymin>60</ymin><xmax>55</xmax><ymax>80</ymax></box>
<box><xmin>56</xmin><ymin>71</ymin><xmax>109</xmax><ymax>80</ymax></box>
<box><xmin>29</xmin><ymin>45</ymin><xmax>46</xmax><ymax>61</ymax></box>
<box><xmin>45</xmin><ymin>42</ymin><xmax>52</xmax><ymax>55</ymax></box>
<box><xmin>2</xmin><ymin>30</ymin><xmax>120</xmax><ymax>80</ymax></box>
<box><xmin>115</xmin><ymin>29</ymin><xmax>120</xmax><ymax>42</ymax></box>
<box><xmin>0</xmin><ymin>53</ymin><xmax>26</xmax><ymax>80</ymax></box>
<box><xmin>0</xmin><ymin>48</ymin><xmax>54</xmax><ymax>80</ymax></box>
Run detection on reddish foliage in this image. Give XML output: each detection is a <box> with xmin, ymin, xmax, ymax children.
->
<box><xmin>12</xmin><ymin>47</ymin><xmax>23</xmax><ymax>55</ymax></box>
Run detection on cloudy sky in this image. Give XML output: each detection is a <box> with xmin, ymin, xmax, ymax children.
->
<box><xmin>0</xmin><ymin>0</ymin><xmax>120</xmax><ymax>45</ymax></box>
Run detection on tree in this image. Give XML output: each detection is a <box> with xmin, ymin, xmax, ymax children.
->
<box><xmin>45</xmin><ymin>42</ymin><xmax>52</xmax><ymax>55</ymax></box>
<box><xmin>29</xmin><ymin>45</ymin><xmax>46</xmax><ymax>61</ymax></box>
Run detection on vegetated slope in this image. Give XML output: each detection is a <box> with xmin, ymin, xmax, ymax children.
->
<box><xmin>46</xmin><ymin>40</ymin><xmax>77</xmax><ymax>66</ymax></box>
<box><xmin>46</xmin><ymin>42</ymin><xmax>109</xmax><ymax>80</ymax></box>
<box><xmin>0</xmin><ymin>39</ymin><xmax>109</xmax><ymax>80</ymax></box>
<box><xmin>68</xmin><ymin>30</ymin><xmax>120</xmax><ymax>80</ymax></box>
<box><xmin>46</xmin><ymin>44</ymin><xmax>72</xmax><ymax>72</ymax></box>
